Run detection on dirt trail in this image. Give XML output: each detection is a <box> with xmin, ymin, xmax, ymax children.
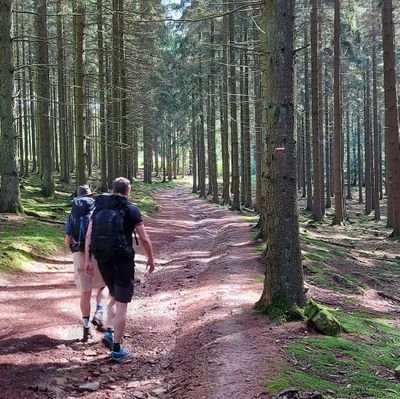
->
<box><xmin>0</xmin><ymin>187</ymin><xmax>295</xmax><ymax>399</ymax></box>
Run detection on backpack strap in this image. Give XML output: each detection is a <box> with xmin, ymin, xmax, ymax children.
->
<box><xmin>133</xmin><ymin>229</ymin><xmax>139</xmax><ymax>246</ymax></box>
<box><xmin>78</xmin><ymin>216</ymin><xmax>85</xmax><ymax>243</ymax></box>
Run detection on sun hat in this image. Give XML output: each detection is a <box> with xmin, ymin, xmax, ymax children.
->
<box><xmin>77</xmin><ymin>185</ymin><xmax>93</xmax><ymax>197</ymax></box>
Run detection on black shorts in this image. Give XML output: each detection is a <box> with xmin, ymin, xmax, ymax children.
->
<box><xmin>95</xmin><ymin>252</ymin><xmax>135</xmax><ymax>303</ymax></box>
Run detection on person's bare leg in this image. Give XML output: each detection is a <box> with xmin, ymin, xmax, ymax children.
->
<box><xmin>80</xmin><ymin>291</ymin><xmax>91</xmax><ymax>319</ymax></box>
<box><xmin>92</xmin><ymin>286</ymin><xmax>106</xmax><ymax>328</ymax></box>
<box><xmin>113</xmin><ymin>301</ymin><xmax>128</xmax><ymax>344</ymax></box>
<box><xmin>96</xmin><ymin>286</ymin><xmax>106</xmax><ymax>307</ymax></box>
<box><xmin>106</xmin><ymin>297</ymin><xmax>116</xmax><ymax>328</ymax></box>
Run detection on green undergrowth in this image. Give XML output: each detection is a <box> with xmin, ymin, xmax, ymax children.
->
<box><xmin>1</xmin><ymin>175</ymin><xmax>185</xmax><ymax>273</ymax></box>
<box><xmin>300</xmin><ymin>232</ymin><xmax>364</xmax><ymax>294</ymax></box>
<box><xmin>266</xmin><ymin>311</ymin><xmax>400</xmax><ymax>398</ymax></box>
<box><xmin>20</xmin><ymin>175</ymin><xmax>73</xmax><ymax>221</ymax></box>
<box><xmin>0</xmin><ymin>219</ymin><xmax>64</xmax><ymax>272</ymax></box>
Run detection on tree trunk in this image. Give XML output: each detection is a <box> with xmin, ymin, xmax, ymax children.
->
<box><xmin>325</xmin><ymin>65</ymin><xmax>331</xmax><ymax>208</ymax></box>
<box><xmin>22</xmin><ymin>41</ymin><xmax>30</xmax><ymax>177</ymax></box>
<box><xmin>73</xmin><ymin>0</ymin><xmax>86</xmax><ymax>187</ymax></box>
<box><xmin>242</xmin><ymin>18</ymin><xmax>252</xmax><ymax>209</ymax></box>
<box><xmin>36</xmin><ymin>0</ymin><xmax>54</xmax><ymax>195</ymax></box>
<box><xmin>119</xmin><ymin>0</ymin><xmax>127</xmax><ymax>178</ymax></box>
<box><xmin>357</xmin><ymin>113</ymin><xmax>363</xmax><ymax>203</ymax></box>
<box><xmin>364</xmin><ymin>69</ymin><xmax>373</xmax><ymax>215</ymax></box>
<box><xmin>221</xmin><ymin>6</ymin><xmax>230</xmax><ymax>205</ymax></box>
<box><xmin>228</xmin><ymin>1</ymin><xmax>240</xmax><ymax>210</ymax></box>
<box><xmin>143</xmin><ymin>119</ymin><xmax>153</xmax><ymax>183</ymax></box>
<box><xmin>97</xmin><ymin>0</ymin><xmax>107</xmax><ymax>191</ymax></box>
<box><xmin>57</xmin><ymin>0</ymin><xmax>69</xmax><ymax>183</ymax></box>
<box><xmin>111</xmin><ymin>0</ymin><xmax>120</xmax><ymax>179</ymax></box>
<box><xmin>317</xmin><ymin>0</ymin><xmax>325</xmax><ymax>215</ymax></box>
<box><xmin>304</xmin><ymin>16</ymin><xmax>313</xmax><ymax>212</ymax></box>
<box><xmin>311</xmin><ymin>0</ymin><xmax>322</xmax><ymax>220</ymax></box>
<box><xmin>209</xmin><ymin>19</ymin><xmax>219</xmax><ymax>203</ymax></box>
<box><xmin>198</xmin><ymin>58</ymin><xmax>206</xmax><ymax>198</ymax></box>
<box><xmin>382</xmin><ymin>0</ymin><xmax>400</xmax><ymax>236</ymax></box>
<box><xmin>191</xmin><ymin>94</ymin><xmax>198</xmax><ymax>193</ymax></box>
<box><xmin>0</xmin><ymin>0</ymin><xmax>22</xmax><ymax>212</ymax></box>
<box><xmin>28</xmin><ymin>45</ymin><xmax>37</xmax><ymax>173</ymax></box>
<box><xmin>257</xmin><ymin>0</ymin><xmax>305</xmax><ymax>310</ymax></box>
<box><xmin>333</xmin><ymin>0</ymin><xmax>344</xmax><ymax>224</ymax></box>
<box><xmin>346</xmin><ymin>111</ymin><xmax>352</xmax><ymax>200</ymax></box>
<box><xmin>372</xmin><ymin>27</ymin><xmax>380</xmax><ymax>221</ymax></box>
<box><xmin>254</xmin><ymin>60</ymin><xmax>262</xmax><ymax>211</ymax></box>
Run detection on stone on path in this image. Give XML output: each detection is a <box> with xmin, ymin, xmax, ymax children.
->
<box><xmin>152</xmin><ymin>387</ymin><xmax>167</xmax><ymax>396</ymax></box>
<box><xmin>78</xmin><ymin>381</ymin><xmax>101</xmax><ymax>392</ymax></box>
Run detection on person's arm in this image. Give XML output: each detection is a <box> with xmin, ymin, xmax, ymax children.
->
<box><xmin>65</xmin><ymin>215</ymin><xmax>72</xmax><ymax>248</ymax></box>
<box><xmin>65</xmin><ymin>235</ymin><xmax>72</xmax><ymax>247</ymax></box>
<box><xmin>84</xmin><ymin>220</ymin><xmax>94</xmax><ymax>275</ymax></box>
<box><xmin>135</xmin><ymin>223</ymin><xmax>155</xmax><ymax>273</ymax></box>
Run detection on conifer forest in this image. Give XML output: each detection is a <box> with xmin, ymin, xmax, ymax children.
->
<box><xmin>1</xmin><ymin>1</ymin><xmax>400</xmax><ymax>398</ymax></box>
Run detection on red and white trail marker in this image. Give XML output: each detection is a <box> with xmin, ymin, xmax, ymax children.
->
<box><xmin>275</xmin><ymin>147</ymin><xmax>286</xmax><ymax>154</ymax></box>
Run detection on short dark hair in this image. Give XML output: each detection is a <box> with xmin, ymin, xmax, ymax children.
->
<box><xmin>112</xmin><ymin>177</ymin><xmax>131</xmax><ymax>195</ymax></box>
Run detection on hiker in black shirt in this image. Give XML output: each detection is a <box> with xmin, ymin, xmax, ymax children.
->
<box><xmin>84</xmin><ymin>177</ymin><xmax>155</xmax><ymax>362</ymax></box>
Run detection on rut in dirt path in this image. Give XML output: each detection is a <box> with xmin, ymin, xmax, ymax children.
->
<box><xmin>0</xmin><ymin>187</ymin><xmax>286</xmax><ymax>399</ymax></box>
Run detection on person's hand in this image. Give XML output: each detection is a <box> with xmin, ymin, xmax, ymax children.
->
<box><xmin>146</xmin><ymin>258</ymin><xmax>155</xmax><ymax>273</ymax></box>
<box><xmin>85</xmin><ymin>257</ymin><xmax>94</xmax><ymax>277</ymax></box>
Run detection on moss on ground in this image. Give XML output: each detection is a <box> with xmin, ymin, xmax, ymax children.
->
<box><xmin>300</xmin><ymin>233</ymin><xmax>365</xmax><ymax>294</ymax></box>
<box><xmin>254</xmin><ymin>294</ymin><xmax>305</xmax><ymax>324</ymax></box>
<box><xmin>0</xmin><ymin>219</ymin><xmax>64</xmax><ymax>272</ymax></box>
<box><xmin>266</xmin><ymin>311</ymin><xmax>400</xmax><ymax>398</ymax></box>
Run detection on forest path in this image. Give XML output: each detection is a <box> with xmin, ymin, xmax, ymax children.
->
<box><xmin>0</xmin><ymin>187</ymin><xmax>300</xmax><ymax>399</ymax></box>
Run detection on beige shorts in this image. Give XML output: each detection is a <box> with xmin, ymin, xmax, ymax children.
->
<box><xmin>73</xmin><ymin>252</ymin><xmax>105</xmax><ymax>292</ymax></box>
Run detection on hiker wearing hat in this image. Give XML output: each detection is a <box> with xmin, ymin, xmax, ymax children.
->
<box><xmin>65</xmin><ymin>185</ymin><xmax>107</xmax><ymax>341</ymax></box>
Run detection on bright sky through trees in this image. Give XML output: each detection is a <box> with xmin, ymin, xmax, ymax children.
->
<box><xmin>162</xmin><ymin>0</ymin><xmax>186</xmax><ymax>19</ymax></box>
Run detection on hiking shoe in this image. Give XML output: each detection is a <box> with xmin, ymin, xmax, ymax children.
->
<box><xmin>111</xmin><ymin>347</ymin><xmax>130</xmax><ymax>363</ymax></box>
<box><xmin>82</xmin><ymin>326</ymin><xmax>92</xmax><ymax>342</ymax></box>
<box><xmin>92</xmin><ymin>311</ymin><xmax>104</xmax><ymax>330</ymax></box>
<box><xmin>102</xmin><ymin>330</ymin><xmax>113</xmax><ymax>350</ymax></box>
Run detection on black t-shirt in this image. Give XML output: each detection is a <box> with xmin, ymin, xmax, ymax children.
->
<box><xmin>124</xmin><ymin>203</ymin><xmax>142</xmax><ymax>247</ymax></box>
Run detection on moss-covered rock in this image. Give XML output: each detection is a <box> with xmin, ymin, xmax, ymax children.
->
<box><xmin>304</xmin><ymin>300</ymin><xmax>320</xmax><ymax>319</ymax></box>
<box><xmin>304</xmin><ymin>300</ymin><xmax>342</xmax><ymax>336</ymax></box>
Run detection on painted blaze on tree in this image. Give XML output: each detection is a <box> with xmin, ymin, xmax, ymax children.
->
<box><xmin>256</xmin><ymin>0</ymin><xmax>305</xmax><ymax>313</ymax></box>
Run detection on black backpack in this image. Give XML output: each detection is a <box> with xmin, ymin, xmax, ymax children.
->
<box><xmin>90</xmin><ymin>194</ymin><xmax>133</xmax><ymax>257</ymax></box>
<box><xmin>68</xmin><ymin>196</ymin><xmax>94</xmax><ymax>252</ymax></box>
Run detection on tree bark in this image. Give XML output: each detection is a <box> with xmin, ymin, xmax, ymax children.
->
<box><xmin>257</xmin><ymin>0</ymin><xmax>305</xmax><ymax>310</ymax></box>
<box><xmin>382</xmin><ymin>0</ymin><xmax>400</xmax><ymax>236</ymax></box>
<box><xmin>228</xmin><ymin>0</ymin><xmax>240</xmax><ymax>210</ymax></box>
<box><xmin>36</xmin><ymin>0</ymin><xmax>54</xmax><ymax>195</ymax></box>
<box><xmin>333</xmin><ymin>0</ymin><xmax>344</xmax><ymax>224</ymax></box>
<box><xmin>304</xmin><ymin>13</ymin><xmax>313</xmax><ymax>212</ymax></box>
<box><xmin>364</xmin><ymin>68</ymin><xmax>373</xmax><ymax>215</ymax></box>
<box><xmin>97</xmin><ymin>0</ymin><xmax>107</xmax><ymax>191</ymax></box>
<box><xmin>58</xmin><ymin>0</ymin><xmax>69</xmax><ymax>183</ymax></box>
<box><xmin>209</xmin><ymin>19</ymin><xmax>219</xmax><ymax>203</ymax></box>
<box><xmin>0</xmin><ymin>0</ymin><xmax>22</xmax><ymax>212</ymax></box>
<box><xmin>221</xmin><ymin>5</ymin><xmax>230</xmax><ymax>205</ymax></box>
<box><xmin>311</xmin><ymin>0</ymin><xmax>322</xmax><ymax>220</ymax></box>
<box><xmin>372</xmin><ymin>25</ymin><xmax>380</xmax><ymax>221</ymax></box>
